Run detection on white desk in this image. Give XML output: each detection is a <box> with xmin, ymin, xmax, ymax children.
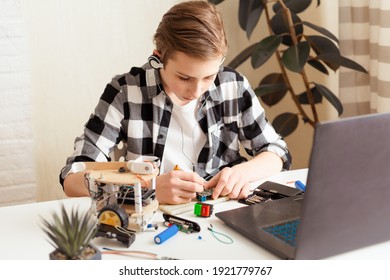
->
<box><xmin>1</xmin><ymin>168</ymin><xmax>389</xmax><ymax>260</ymax></box>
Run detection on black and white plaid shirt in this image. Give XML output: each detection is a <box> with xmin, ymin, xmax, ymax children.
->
<box><xmin>60</xmin><ymin>63</ymin><xmax>291</xmax><ymax>186</ymax></box>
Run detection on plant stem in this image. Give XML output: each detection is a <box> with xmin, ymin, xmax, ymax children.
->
<box><xmin>284</xmin><ymin>2</ymin><xmax>319</xmax><ymax>122</ymax></box>
<box><xmin>279</xmin><ymin>0</ymin><xmax>317</xmax><ymax>126</ymax></box>
<box><xmin>301</xmin><ymin>70</ymin><xmax>319</xmax><ymax>123</ymax></box>
<box><xmin>264</xmin><ymin>1</ymin><xmax>315</xmax><ymax>127</ymax></box>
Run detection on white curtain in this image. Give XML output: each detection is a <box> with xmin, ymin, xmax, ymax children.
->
<box><xmin>339</xmin><ymin>0</ymin><xmax>390</xmax><ymax>116</ymax></box>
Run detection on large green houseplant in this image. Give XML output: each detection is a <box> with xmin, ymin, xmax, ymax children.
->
<box><xmin>210</xmin><ymin>0</ymin><xmax>367</xmax><ymax>137</ymax></box>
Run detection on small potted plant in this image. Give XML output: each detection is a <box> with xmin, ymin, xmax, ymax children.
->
<box><xmin>41</xmin><ymin>204</ymin><xmax>101</xmax><ymax>260</ymax></box>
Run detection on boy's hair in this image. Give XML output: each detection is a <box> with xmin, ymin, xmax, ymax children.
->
<box><xmin>154</xmin><ymin>1</ymin><xmax>228</xmax><ymax>63</ymax></box>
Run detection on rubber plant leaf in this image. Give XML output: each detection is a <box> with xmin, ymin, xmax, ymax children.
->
<box><xmin>282</xmin><ymin>41</ymin><xmax>311</xmax><ymax>73</ymax></box>
<box><xmin>317</xmin><ymin>53</ymin><xmax>368</xmax><ymax>73</ymax></box>
<box><xmin>255</xmin><ymin>73</ymin><xmax>288</xmax><ymax>106</ymax></box>
<box><xmin>273</xmin><ymin>0</ymin><xmax>312</xmax><ymax>14</ymax></box>
<box><xmin>208</xmin><ymin>0</ymin><xmax>225</xmax><ymax>4</ymax></box>
<box><xmin>244</xmin><ymin>1</ymin><xmax>264</xmax><ymax>39</ymax></box>
<box><xmin>307</xmin><ymin>58</ymin><xmax>329</xmax><ymax>75</ymax></box>
<box><xmin>251</xmin><ymin>35</ymin><xmax>283</xmax><ymax>68</ymax></box>
<box><xmin>272</xmin><ymin>112</ymin><xmax>299</xmax><ymax>137</ymax></box>
<box><xmin>298</xmin><ymin>86</ymin><xmax>323</xmax><ymax>104</ymax></box>
<box><xmin>306</xmin><ymin>35</ymin><xmax>340</xmax><ymax>71</ymax></box>
<box><xmin>270</xmin><ymin>10</ymin><xmax>303</xmax><ymax>46</ymax></box>
<box><xmin>313</xmin><ymin>83</ymin><xmax>343</xmax><ymax>116</ymax></box>
<box><xmin>306</xmin><ymin>35</ymin><xmax>340</xmax><ymax>55</ymax></box>
<box><xmin>302</xmin><ymin>21</ymin><xmax>339</xmax><ymax>43</ymax></box>
<box><xmin>239</xmin><ymin>0</ymin><xmax>259</xmax><ymax>31</ymax></box>
<box><xmin>227</xmin><ymin>43</ymin><xmax>258</xmax><ymax>69</ymax></box>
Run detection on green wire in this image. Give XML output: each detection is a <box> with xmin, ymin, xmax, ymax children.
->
<box><xmin>208</xmin><ymin>224</ymin><xmax>233</xmax><ymax>244</ymax></box>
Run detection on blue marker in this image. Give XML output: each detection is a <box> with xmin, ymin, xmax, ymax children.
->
<box><xmin>295</xmin><ymin>180</ymin><xmax>306</xmax><ymax>192</ymax></box>
<box><xmin>154</xmin><ymin>224</ymin><xmax>179</xmax><ymax>244</ymax></box>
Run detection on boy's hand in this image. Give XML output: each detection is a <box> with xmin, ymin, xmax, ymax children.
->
<box><xmin>204</xmin><ymin>167</ymin><xmax>249</xmax><ymax>200</ymax></box>
<box><xmin>155</xmin><ymin>170</ymin><xmax>205</xmax><ymax>204</ymax></box>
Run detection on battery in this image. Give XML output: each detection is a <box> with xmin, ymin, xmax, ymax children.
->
<box><xmin>154</xmin><ymin>224</ymin><xmax>179</xmax><ymax>244</ymax></box>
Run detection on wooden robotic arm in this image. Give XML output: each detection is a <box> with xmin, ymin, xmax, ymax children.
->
<box><xmin>70</xmin><ymin>156</ymin><xmax>160</xmax><ymax>233</ymax></box>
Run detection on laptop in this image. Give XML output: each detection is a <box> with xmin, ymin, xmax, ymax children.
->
<box><xmin>216</xmin><ymin>113</ymin><xmax>390</xmax><ymax>259</ymax></box>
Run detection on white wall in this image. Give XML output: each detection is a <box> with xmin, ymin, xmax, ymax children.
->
<box><xmin>22</xmin><ymin>0</ymin><xmax>183</xmax><ymax>203</ymax></box>
<box><xmin>0</xmin><ymin>0</ymin><xmax>36</xmax><ymax>206</ymax></box>
<box><xmin>0</xmin><ymin>0</ymin><xmax>338</xmax><ymax>205</ymax></box>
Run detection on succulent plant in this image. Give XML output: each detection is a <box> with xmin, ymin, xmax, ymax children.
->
<box><xmin>41</xmin><ymin>204</ymin><xmax>100</xmax><ymax>260</ymax></box>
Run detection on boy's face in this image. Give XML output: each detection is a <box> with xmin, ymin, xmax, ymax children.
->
<box><xmin>160</xmin><ymin>51</ymin><xmax>223</xmax><ymax>105</ymax></box>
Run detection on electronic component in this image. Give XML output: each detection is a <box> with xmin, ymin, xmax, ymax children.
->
<box><xmin>154</xmin><ymin>224</ymin><xmax>179</xmax><ymax>244</ymax></box>
<box><xmin>117</xmin><ymin>186</ymin><xmax>155</xmax><ymax>206</ymax></box>
<box><xmin>239</xmin><ymin>181</ymin><xmax>303</xmax><ymax>205</ymax></box>
<box><xmin>194</xmin><ymin>202</ymin><xmax>213</xmax><ymax>217</ymax></box>
<box><xmin>126</xmin><ymin>156</ymin><xmax>160</xmax><ymax>175</ymax></box>
<box><xmin>162</xmin><ymin>213</ymin><xmax>201</xmax><ymax>233</ymax></box>
<box><xmin>95</xmin><ymin>223</ymin><xmax>136</xmax><ymax>248</ymax></box>
<box><xmin>196</xmin><ymin>188</ymin><xmax>213</xmax><ymax>202</ymax></box>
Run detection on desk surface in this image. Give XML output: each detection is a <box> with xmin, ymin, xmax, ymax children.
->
<box><xmin>1</xmin><ymin>168</ymin><xmax>389</xmax><ymax>260</ymax></box>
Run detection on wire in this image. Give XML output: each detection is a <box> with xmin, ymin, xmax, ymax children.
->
<box><xmin>135</xmin><ymin>174</ymin><xmax>149</xmax><ymax>187</ymax></box>
<box><xmin>173</xmin><ymin>113</ymin><xmax>197</xmax><ymax>172</ymax></box>
<box><xmin>101</xmin><ymin>247</ymin><xmax>178</xmax><ymax>260</ymax></box>
<box><xmin>208</xmin><ymin>224</ymin><xmax>234</xmax><ymax>244</ymax></box>
<box><xmin>101</xmin><ymin>247</ymin><xmax>157</xmax><ymax>259</ymax></box>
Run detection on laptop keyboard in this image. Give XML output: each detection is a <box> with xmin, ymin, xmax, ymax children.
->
<box><xmin>263</xmin><ymin>219</ymin><xmax>300</xmax><ymax>247</ymax></box>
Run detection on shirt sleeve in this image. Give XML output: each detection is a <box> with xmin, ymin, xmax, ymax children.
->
<box><xmin>59</xmin><ymin>76</ymin><xmax>126</xmax><ymax>187</ymax></box>
<box><xmin>239</xmin><ymin>76</ymin><xmax>292</xmax><ymax>170</ymax></box>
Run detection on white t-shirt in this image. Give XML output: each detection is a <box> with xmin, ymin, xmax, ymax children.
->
<box><xmin>161</xmin><ymin>99</ymin><xmax>207</xmax><ymax>173</ymax></box>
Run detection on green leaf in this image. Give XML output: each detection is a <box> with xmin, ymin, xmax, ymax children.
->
<box><xmin>307</xmin><ymin>58</ymin><xmax>329</xmax><ymax>75</ymax></box>
<box><xmin>245</xmin><ymin>2</ymin><xmax>264</xmax><ymax>39</ymax></box>
<box><xmin>303</xmin><ymin>21</ymin><xmax>338</xmax><ymax>43</ymax></box>
<box><xmin>40</xmin><ymin>204</ymin><xmax>98</xmax><ymax>259</ymax></box>
<box><xmin>273</xmin><ymin>0</ymin><xmax>312</xmax><ymax>14</ymax></box>
<box><xmin>251</xmin><ymin>35</ymin><xmax>282</xmax><ymax>68</ymax></box>
<box><xmin>270</xmin><ymin>10</ymin><xmax>303</xmax><ymax>46</ymax></box>
<box><xmin>208</xmin><ymin>0</ymin><xmax>225</xmax><ymax>5</ymax></box>
<box><xmin>238</xmin><ymin>0</ymin><xmax>254</xmax><ymax>30</ymax></box>
<box><xmin>282</xmin><ymin>41</ymin><xmax>310</xmax><ymax>73</ymax></box>
<box><xmin>314</xmin><ymin>83</ymin><xmax>343</xmax><ymax>116</ymax></box>
<box><xmin>272</xmin><ymin>113</ymin><xmax>299</xmax><ymax>137</ymax></box>
<box><xmin>306</xmin><ymin>35</ymin><xmax>341</xmax><ymax>71</ymax></box>
<box><xmin>255</xmin><ymin>83</ymin><xmax>289</xmax><ymax>97</ymax></box>
<box><xmin>255</xmin><ymin>73</ymin><xmax>288</xmax><ymax>106</ymax></box>
<box><xmin>317</xmin><ymin>53</ymin><xmax>368</xmax><ymax>73</ymax></box>
<box><xmin>227</xmin><ymin>43</ymin><xmax>258</xmax><ymax>69</ymax></box>
<box><xmin>298</xmin><ymin>87</ymin><xmax>323</xmax><ymax>104</ymax></box>
<box><xmin>306</xmin><ymin>35</ymin><xmax>340</xmax><ymax>55</ymax></box>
